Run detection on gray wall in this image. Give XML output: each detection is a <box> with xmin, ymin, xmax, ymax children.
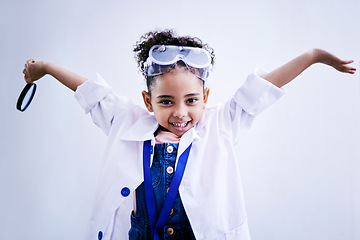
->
<box><xmin>1</xmin><ymin>0</ymin><xmax>359</xmax><ymax>239</ymax></box>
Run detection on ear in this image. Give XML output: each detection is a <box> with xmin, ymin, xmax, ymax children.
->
<box><xmin>142</xmin><ymin>90</ymin><xmax>153</xmax><ymax>112</ymax></box>
<box><xmin>203</xmin><ymin>87</ymin><xmax>210</xmax><ymax>107</ymax></box>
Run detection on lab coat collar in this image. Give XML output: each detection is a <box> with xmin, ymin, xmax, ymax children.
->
<box><xmin>120</xmin><ymin>114</ymin><xmax>159</xmax><ymax>141</ymax></box>
<box><xmin>120</xmin><ymin>113</ymin><xmax>200</xmax><ymax>148</ymax></box>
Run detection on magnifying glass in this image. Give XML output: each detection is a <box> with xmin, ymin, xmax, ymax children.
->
<box><xmin>16</xmin><ymin>83</ymin><xmax>37</xmax><ymax>112</ymax></box>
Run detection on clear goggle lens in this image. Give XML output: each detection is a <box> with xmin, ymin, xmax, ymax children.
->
<box><xmin>145</xmin><ymin>45</ymin><xmax>212</xmax><ymax>80</ymax></box>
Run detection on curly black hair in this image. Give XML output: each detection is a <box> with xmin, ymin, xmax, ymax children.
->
<box><xmin>133</xmin><ymin>29</ymin><xmax>215</xmax><ymax>90</ymax></box>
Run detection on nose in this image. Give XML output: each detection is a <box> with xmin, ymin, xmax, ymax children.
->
<box><xmin>172</xmin><ymin>103</ymin><xmax>187</xmax><ymax>118</ymax></box>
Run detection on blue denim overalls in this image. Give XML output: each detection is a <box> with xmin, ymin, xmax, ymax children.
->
<box><xmin>129</xmin><ymin>143</ymin><xmax>196</xmax><ymax>240</ymax></box>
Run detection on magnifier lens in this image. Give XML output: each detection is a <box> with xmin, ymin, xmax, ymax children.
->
<box><xmin>17</xmin><ymin>83</ymin><xmax>37</xmax><ymax>112</ymax></box>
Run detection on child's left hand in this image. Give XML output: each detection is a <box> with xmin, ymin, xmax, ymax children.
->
<box><xmin>314</xmin><ymin>48</ymin><xmax>356</xmax><ymax>74</ymax></box>
<box><xmin>264</xmin><ymin>48</ymin><xmax>356</xmax><ymax>87</ymax></box>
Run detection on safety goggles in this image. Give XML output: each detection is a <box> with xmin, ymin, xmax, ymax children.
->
<box><xmin>144</xmin><ymin>45</ymin><xmax>212</xmax><ymax>81</ymax></box>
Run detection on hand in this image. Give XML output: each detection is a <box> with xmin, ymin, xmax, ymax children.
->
<box><xmin>313</xmin><ymin>49</ymin><xmax>356</xmax><ymax>74</ymax></box>
<box><xmin>23</xmin><ymin>59</ymin><xmax>48</xmax><ymax>83</ymax></box>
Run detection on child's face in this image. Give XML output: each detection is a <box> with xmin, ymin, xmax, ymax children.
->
<box><xmin>142</xmin><ymin>67</ymin><xmax>210</xmax><ymax>137</ymax></box>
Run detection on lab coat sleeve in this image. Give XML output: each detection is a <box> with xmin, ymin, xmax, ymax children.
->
<box><xmin>74</xmin><ymin>73</ymin><xmax>133</xmax><ymax>135</ymax></box>
<box><xmin>228</xmin><ymin>68</ymin><xmax>285</xmax><ymax>142</ymax></box>
<box><xmin>233</xmin><ymin>68</ymin><xmax>285</xmax><ymax>116</ymax></box>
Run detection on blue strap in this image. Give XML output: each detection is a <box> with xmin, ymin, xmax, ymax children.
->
<box><xmin>143</xmin><ymin>140</ymin><xmax>158</xmax><ymax>233</ymax></box>
<box><xmin>143</xmin><ymin>140</ymin><xmax>192</xmax><ymax>240</ymax></box>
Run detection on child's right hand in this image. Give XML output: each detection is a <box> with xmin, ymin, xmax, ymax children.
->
<box><xmin>23</xmin><ymin>59</ymin><xmax>47</xmax><ymax>83</ymax></box>
<box><xmin>22</xmin><ymin>59</ymin><xmax>87</xmax><ymax>91</ymax></box>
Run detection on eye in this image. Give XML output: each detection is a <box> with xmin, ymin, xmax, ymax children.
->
<box><xmin>186</xmin><ymin>98</ymin><xmax>198</xmax><ymax>104</ymax></box>
<box><xmin>160</xmin><ymin>99</ymin><xmax>173</xmax><ymax>105</ymax></box>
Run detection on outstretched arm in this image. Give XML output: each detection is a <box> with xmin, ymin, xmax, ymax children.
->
<box><xmin>23</xmin><ymin>59</ymin><xmax>87</xmax><ymax>91</ymax></box>
<box><xmin>263</xmin><ymin>49</ymin><xmax>356</xmax><ymax>88</ymax></box>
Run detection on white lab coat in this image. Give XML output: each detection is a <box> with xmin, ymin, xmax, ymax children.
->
<box><xmin>74</xmin><ymin>68</ymin><xmax>285</xmax><ymax>240</ymax></box>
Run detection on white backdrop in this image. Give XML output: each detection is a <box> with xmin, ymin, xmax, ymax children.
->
<box><xmin>1</xmin><ymin>0</ymin><xmax>359</xmax><ymax>239</ymax></box>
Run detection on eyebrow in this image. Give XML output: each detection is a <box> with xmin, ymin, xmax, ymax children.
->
<box><xmin>157</xmin><ymin>93</ymin><xmax>201</xmax><ymax>99</ymax></box>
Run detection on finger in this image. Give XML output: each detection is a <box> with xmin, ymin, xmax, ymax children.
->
<box><xmin>344</xmin><ymin>66</ymin><xmax>356</xmax><ymax>74</ymax></box>
<box><xmin>25</xmin><ymin>75</ymin><xmax>33</xmax><ymax>83</ymax></box>
<box><xmin>341</xmin><ymin>59</ymin><xmax>354</xmax><ymax>65</ymax></box>
<box><xmin>27</xmin><ymin>59</ymin><xmax>35</xmax><ymax>65</ymax></box>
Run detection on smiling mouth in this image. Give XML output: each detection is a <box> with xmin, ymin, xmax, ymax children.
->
<box><xmin>171</xmin><ymin>121</ymin><xmax>190</xmax><ymax>128</ymax></box>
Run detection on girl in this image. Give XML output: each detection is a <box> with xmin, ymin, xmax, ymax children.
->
<box><xmin>23</xmin><ymin>30</ymin><xmax>355</xmax><ymax>240</ymax></box>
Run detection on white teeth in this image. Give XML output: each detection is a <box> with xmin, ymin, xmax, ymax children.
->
<box><xmin>173</xmin><ymin>122</ymin><xmax>187</xmax><ymax>128</ymax></box>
